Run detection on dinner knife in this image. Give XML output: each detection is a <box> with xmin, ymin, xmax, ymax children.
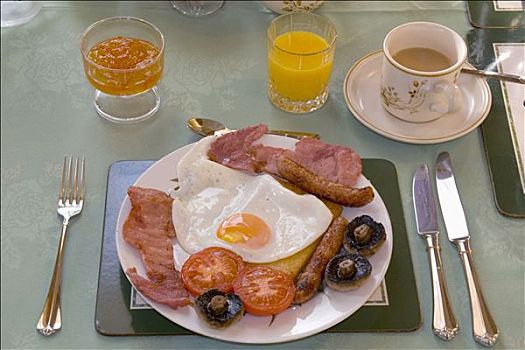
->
<box><xmin>413</xmin><ymin>164</ymin><xmax>459</xmax><ymax>340</ymax></box>
<box><xmin>435</xmin><ymin>152</ymin><xmax>499</xmax><ymax>347</ymax></box>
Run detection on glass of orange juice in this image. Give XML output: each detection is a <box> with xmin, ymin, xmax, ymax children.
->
<box><xmin>80</xmin><ymin>17</ymin><xmax>164</xmax><ymax>123</ymax></box>
<box><xmin>267</xmin><ymin>13</ymin><xmax>337</xmax><ymax>114</ymax></box>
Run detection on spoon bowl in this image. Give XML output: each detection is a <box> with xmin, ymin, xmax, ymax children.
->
<box><xmin>187</xmin><ymin>117</ymin><xmax>227</xmax><ymax>136</ymax></box>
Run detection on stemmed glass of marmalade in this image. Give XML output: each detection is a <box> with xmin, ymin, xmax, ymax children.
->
<box><xmin>81</xmin><ymin>17</ymin><xmax>165</xmax><ymax>123</ymax></box>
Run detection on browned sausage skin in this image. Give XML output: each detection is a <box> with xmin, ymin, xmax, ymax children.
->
<box><xmin>293</xmin><ymin>216</ymin><xmax>348</xmax><ymax>305</ymax></box>
<box><xmin>277</xmin><ymin>157</ymin><xmax>374</xmax><ymax>207</ymax></box>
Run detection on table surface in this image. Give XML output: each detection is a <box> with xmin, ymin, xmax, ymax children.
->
<box><xmin>1</xmin><ymin>1</ymin><xmax>524</xmax><ymax>349</ymax></box>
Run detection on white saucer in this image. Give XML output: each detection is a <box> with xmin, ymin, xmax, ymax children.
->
<box><xmin>343</xmin><ymin>50</ymin><xmax>492</xmax><ymax>144</ymax></box>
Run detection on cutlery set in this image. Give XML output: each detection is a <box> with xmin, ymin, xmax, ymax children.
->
<box><xmin>413</xmin><ymin>152</ymin><xmax>499</xmax><ymax>347</ymax></box>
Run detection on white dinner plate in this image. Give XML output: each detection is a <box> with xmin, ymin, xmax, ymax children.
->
<box><xmin>115</xmin><ymin>134</ymin><xmax>393</xmax><ymax>344</ymax></box>
<box><xmin>344</xmin><ymin>50</ymin><xmax>492</xmax><ymax>144</ymax></box>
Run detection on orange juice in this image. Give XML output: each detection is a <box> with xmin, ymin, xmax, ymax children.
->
<box><xmin>268</xmin><ymin>31</ymin><xmax>333</xmax><ymax>101</ymax></box>
<box><xmin>85</xmin><ymin>36</ymin><xmax>163</xmax><ymax>96</ymax></box>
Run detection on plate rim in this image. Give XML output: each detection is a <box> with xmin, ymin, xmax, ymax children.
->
<box><xmin>115</xmin><ymin>135</ymin><xmax>393</xmax><ymax>344</ymax></box>
<box><xmin>343</xmin><ymin>50</ymin><xmax>492</xmax><ymax>144</ymax></box>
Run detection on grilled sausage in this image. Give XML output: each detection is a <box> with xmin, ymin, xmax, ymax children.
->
<box><xmin>293</xmin><ymin>216</ymin><xmax>348</xmax><ymax>305</ymax></box>
<box><xmin>277</xmin><ymin>157</ymin><xmax>374</xmax><ymax>207</ymax></box>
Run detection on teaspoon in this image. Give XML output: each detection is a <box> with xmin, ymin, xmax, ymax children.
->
<box><xmin>187</xmin><ymin>117</ymin><xmax>320</xmax><ymax>140</ymax></box>
<box><xmin>461</xmin><ymin>68</ymin><xmax>524</xmax><ymax>85</ymax></box>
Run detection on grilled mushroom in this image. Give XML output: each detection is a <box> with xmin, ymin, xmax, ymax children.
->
<box><xmin>324</xmin><ymin>253</ymin><xmax>372</xmax><ymax>291</ymax></box>
<box><xmin>343</xmin><ymin>215</ymin><xmax>386</xmax><ymax>256</ymax></box>
<box><xmin>195</xmin><ymin>289</ymin><xmax>244</xmax><ymax>329</ymax></box>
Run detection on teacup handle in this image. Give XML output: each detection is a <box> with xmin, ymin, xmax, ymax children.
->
<box><xmin>428</xmin><ymin>80</ymin><xmax>461</xmax><ymax>114</ymax></box>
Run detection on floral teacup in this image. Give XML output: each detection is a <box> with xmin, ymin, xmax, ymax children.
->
<box><xmin>380</xmin><ymin>22</ymin><xmax>467</xmax><ymax>123</ymax></box>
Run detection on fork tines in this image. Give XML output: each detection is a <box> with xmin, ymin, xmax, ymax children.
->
<box><xmin>59</xmin><ymin>156</ymin><xmax>85</xmax><ymax>205</ymax></box>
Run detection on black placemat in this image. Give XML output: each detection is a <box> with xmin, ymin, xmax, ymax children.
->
<box><xmin>467</xmin><ymin>28</ymin><xmax>525</xmax><ymax>217</ymax></box>
<box><xmin>95</xmin><ymin>159</ymin><xmax>421</xmax><ymax>336</ymax></box>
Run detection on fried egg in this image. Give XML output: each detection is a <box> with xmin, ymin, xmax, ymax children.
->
<box><xmin>171</xmin><ymin>136</ymin><xmax>333</xmax><ymax>263</ymax></box>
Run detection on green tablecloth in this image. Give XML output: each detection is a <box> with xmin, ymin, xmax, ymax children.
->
<box><xmin>1</xmin><ymin>1</ymin><xmax>523</xmax><ymax>349</ymax></box>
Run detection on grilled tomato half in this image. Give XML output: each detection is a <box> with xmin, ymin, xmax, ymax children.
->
<box><xmin>233</xmin><ymin>266</ymin><xmax>295</xmax><ymax>316</ymax></box>
<box><xmin>182</xmin><ymin>247</ymin><xmax>245</xmax><ymax>297</ymax></box>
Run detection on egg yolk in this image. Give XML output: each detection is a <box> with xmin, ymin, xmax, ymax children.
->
<box><xmin>216</xmin><ymin>213</ymin><xmax>271</xmax><ymax>249</ymax></box>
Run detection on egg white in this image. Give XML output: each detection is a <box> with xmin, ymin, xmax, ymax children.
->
<box><xmin>171</xmin><ymin>136</ymin><xmax>333</xmax><ymax>263</ymax></box>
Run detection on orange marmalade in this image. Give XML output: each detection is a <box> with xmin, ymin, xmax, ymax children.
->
<box><xmin>85</xmin><ymin>36</ymin><xmax>163</xmax><ymax>96</ymax></box>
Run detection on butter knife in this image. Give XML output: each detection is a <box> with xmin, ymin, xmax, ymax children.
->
<box><xmin>436</xmin><ymin>152</ymin><xmax>499</xmax><ymax>347</ymax></box>
<box><xmin>413</xmin><ymin>164</ymin><xmax>459</xmax><ymax>340</ymax></box>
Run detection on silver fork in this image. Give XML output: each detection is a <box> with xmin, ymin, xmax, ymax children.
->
<box><xmin>37</xmin><ymin>156</ymin><xmax>85</xmax><ymax>336</ymax></box>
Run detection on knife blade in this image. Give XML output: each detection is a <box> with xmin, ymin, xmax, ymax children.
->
<box><xmin>436</xmin><ymin>152</ymin><xmax>500</xmax><ymax>347</ymax></box>
<box><xmin>413</xmin><ymin>165</ymin><xmax>440</xmax><ymax>235</ymax></box>
<box><xmin>413</xmin><ymin>164</ymin><xmax>458</xmax><ymax>340</ymax></box>
<box><xmin>435</xmin><ymin>154</ymin><xmax>469</xmax><ymax>240</ymax></box>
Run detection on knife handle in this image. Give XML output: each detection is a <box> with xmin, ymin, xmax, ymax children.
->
<box><xmin>425</xmin><ymin>234</ymin><xmax>459</xmax><ymax>340</ymax></box>
<box><xmin>455</xmin><ymin>239</ymin><xmax>499</xmax><ymax>347</ymax></box>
